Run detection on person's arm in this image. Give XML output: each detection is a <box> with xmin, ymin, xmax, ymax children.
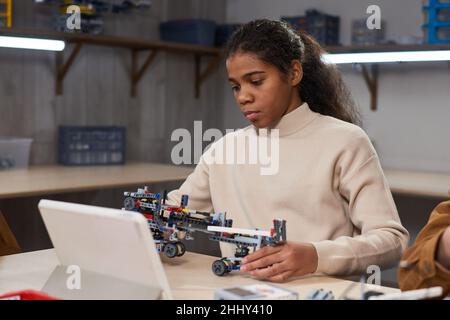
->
<box><xmin>437</xmin><ymin>226</ymin><xmax>450</xmax><ymax>269</ymax></box>
<box><xmin>310</xmin><ymin>129</ymin><xmax>409</xmax><ymax>276</ymax></box>
<box><xmin>241</xmin><ymin>128</ymin><xmax>409</xmax><ymax>280</ymax></box>
<box><xmin>166</xmin><ymin>151</ymin><xmax>213</xmax><ymax>213</ymax></box>
<box><xmin>398</xmin><ymin>201</ymin><xmax>450</xmax><ymax>297</ymax></box>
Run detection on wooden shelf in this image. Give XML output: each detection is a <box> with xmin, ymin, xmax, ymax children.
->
<box><xmin>0</xmin><ymin>28</ymin><xmax>223</xmax><ymax>98</ymax></box>
<box><xmin>3</xmin><ymin>28</ymin><xmax>449</xmax><ymax>104</ymax></box>
<box><xmin>324</xmin><ymin>43</ymin><xmax>450</xmax><ymax>111</ymax></box>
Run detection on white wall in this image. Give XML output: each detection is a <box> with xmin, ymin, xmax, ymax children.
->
<box><xmin>224</xmin><ymin>0</ymin><xmax>450</xmax><ymax>173</ymax></box>
<box><xmin>0</xmin><ymin>0</ymin><xmax>226</xmax><ymax>166</ymax></box>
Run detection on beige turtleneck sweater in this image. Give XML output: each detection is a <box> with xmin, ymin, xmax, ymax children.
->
<box><xmin>167</xmin><ymin>102</ymin><xmax>409</xmax><ymax>276</ymax></box>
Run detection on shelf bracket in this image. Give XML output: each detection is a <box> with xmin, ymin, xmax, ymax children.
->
<box><xmin>130</xmin><ymin>49</ymin><xmax>159</xmax><ymax>97</ymax></box>
<box><xmin>194</xmin><ymin>54</ymin><xmax>223</xmax><ymax>99</ymax></box>
<box><xmin>55</xmin><ymin>43</ymin><xmax>83</xmax><ymax>96</ymax></box>
<box><xmin>360</xmin><ymin>64</ymin><xmax>379</xmax><ymax>111</ymax></box>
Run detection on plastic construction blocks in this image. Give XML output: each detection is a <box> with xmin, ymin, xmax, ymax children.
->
<box><xmin>123</xmin><ymin>186</ymin><xmax>231</xmax><ymax>258</ymax></box>
<box><xmin>122</xmin><ymin>186</ymin><xmax>287</xmax><ymax>276</ymax></box>
<box><xmin>207</xmin><ymin>219</ymin><xmax>286</xmax><ymax>276</ymax></box>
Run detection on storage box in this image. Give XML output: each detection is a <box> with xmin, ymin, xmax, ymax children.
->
<box><xmin>423</xmin><ymin>0</ymin><xmax>450</xmax><ymax>43</ymax></box>
<box><xmin>160</xmin><ymin>19</ymin><xmax>217</xmax><ymax>46</ymax></box>
<box><xmin>352</xmin><ymin>19</ymin><xmax>386</xmax><ymax>45</ymax></box>
<box><xmin>305</xmin><ymin>9</ymin><xmax>340</xmax><ymax>46</ymax></box>
<box><xmin>423</xmin><ymin>7</ymin><xmax>450</xmax><ymax>22</ymax></box>
<box><xmin>58</xmin><ymin>126</ymin><xmax>126</xmax><ymax>166</ymax></box>
<box><xmin>214</xmin><ymin>284</ymin><xmax>298</xmax><ymax>300</ymax></box>
<box><xmin>215</xmin><ymin>24</ymin><xmax>241</xmax><ymax>47</ymax></box>
<box><xmin>0</xmin><ymin>137</ymin><xmax>33</xmax><ymax>170</ymax></box>
<box><xmin>281</xmin><ymin>16</ymin><xmax>307</xmax><ymax>33</ymax></box>
<box><xmin>281</xmin><ymin>10</ymin><xmax>340</xmax><ymax>46</ymax></box>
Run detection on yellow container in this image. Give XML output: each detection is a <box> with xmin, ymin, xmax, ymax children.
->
<box><xmin>0</xmin><ymin>0</ymin><xmax>12</xmax><ymax>28</ymax></box>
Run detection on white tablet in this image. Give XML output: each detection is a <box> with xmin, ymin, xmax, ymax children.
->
<box><xmin>38</xmin><ymin>199</ymin><xmax>172</xmax><ymax>300</ymax></box>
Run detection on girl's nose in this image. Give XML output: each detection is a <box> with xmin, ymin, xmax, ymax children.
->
<box><xmin>237</xmin><ymin>89</ymin><xmax>254</xmax><ymax>105</ymax></box>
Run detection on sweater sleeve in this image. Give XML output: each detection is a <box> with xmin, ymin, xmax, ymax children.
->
<box><xmin>398</xmin><ymin>201</ymin><xmax>450</xmax><ymax>298</ymax></box>
<box><xmin>311</xmin><ymin>128</ymin><xmax>410</xmax><ymax>276</ymax></box>
<box><xmin>166</xmin><ymin>151</ymin><xmax>213</xmax><ymax>213</ymax></box>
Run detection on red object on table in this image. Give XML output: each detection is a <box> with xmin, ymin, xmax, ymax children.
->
<box><xmin>0</xmin><ymin>290</ymin><xmax>60</xmax><ymax>300</ymax></box>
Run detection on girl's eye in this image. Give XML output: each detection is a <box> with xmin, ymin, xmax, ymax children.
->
<box><xmin>251</xmin><ymin>79</ymin><xmax>263</xmax><ymax>86</ymax></box>
<box><xmin>231</xmin><ymin>85</ymin><xmax>240</xmax><ymax>92</ymax></box>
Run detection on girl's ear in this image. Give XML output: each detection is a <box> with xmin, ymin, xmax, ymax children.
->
<box><xmin>290</xmin><ymin>60</ymin><xmax>303</xmax><ymax>87</ymax></box>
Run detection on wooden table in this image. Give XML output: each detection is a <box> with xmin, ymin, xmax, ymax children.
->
<box><xmin>1</xmin><ymin>164</ymin><xmax>448</xmax><ymax>256</ymax></box>
<box><xmin>0</xmin><ymin>249</ymin><xmax>399</xmax><ymax>300</ymax></box>
<box><xmin>0</xmin><ymin>163</ymin><xmax>447</xmax><ymax>200</ymax></box>
<box><xmin>0</xmin><ymin>162</ymin><xmax>194</xmax><ymax>199</ymax></box>
<box><xmin>384</xmin><ymin>169</ymin><xmax>450</xmax><ymax>199</ymax></box>
<box><xmin>0</xmin><ymin>162</ymin><xmax>194</xmax><ymax>254</ymax></box>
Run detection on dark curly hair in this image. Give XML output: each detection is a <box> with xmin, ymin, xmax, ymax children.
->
<box><xmin>225</xmin><ymin>19</ymin><xmax>361</xmax><ymax>125</ymax></box>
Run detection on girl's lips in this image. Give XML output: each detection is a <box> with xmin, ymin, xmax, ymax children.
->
<box><xmin>244</xmin><ymin>111</ymin><xmax>260</xmax><ymax>121</ymax></box>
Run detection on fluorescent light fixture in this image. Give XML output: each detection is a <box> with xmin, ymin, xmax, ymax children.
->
<box><xmin>0</xmin><ymin>36</ymin><xmax>65</xmax><ymax>51</ymax></box>
<box><xmin>323</xmin><ymin>50</ymin><xmax>450</xmax><ymax>64</ymax></box>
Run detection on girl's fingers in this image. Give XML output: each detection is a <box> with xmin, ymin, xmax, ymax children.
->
<box><xmin>242</xmin><ymin>245</ymin><xmax>283</xmax><ymax>264</ymax></box>
<box><xmin>267</xmin><ymin>270</ymin><xmax>294</xmax><ymax>283</ymax></box>
<box><xmin>241</xmin><ymin>251</ymin><xmax>284</xmax><ymax>272</ymax></box>
<box><xmin>249</xmin><ymin>261</ymin><xmax>289</xmax><ymax>279</ymax></box>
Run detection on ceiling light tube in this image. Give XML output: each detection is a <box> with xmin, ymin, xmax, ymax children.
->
<box><xmin>323</xmin><ymin>50</ymin><xmax>450</xmax><ymax>64</ymax></box>
<box><xmin>0</xmin><ymin>36</ymin><xmax>65</xmax><ymax>51</ymax></box>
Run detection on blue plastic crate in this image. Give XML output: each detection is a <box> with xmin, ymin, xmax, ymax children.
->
<box><xmin>423</xmin><ymin>0</ymin><xmax>450</xmax><ymax>9</ymax></box>
<box><xmin>58</xmin><ymin>126</ymin><xmax>126</xmax><ymax>166</ymax></box>
<box><xmin>281</xmin><ymin>16</ymin><xmax>307</xmax><ymax>32</ymax></box>
<box><xmin>215</xmin><ymin>24</ymin><xmax>241</xmax><ymax>47</ymax></box>
<box><xmin>281</xmin><ymin>11</ymin><xmax>340</xmax><ymax>45</ymax></box>
<box><xmin>423</xmin><ymin>25</ymin><xmax>450</xmax><ymax>43</ymax></box>
<box><xmin>423</xmin><ymin>0</ymin><xmax>450</xmax><ymax>43</ymax></box>
<box><xmin>160</xmin><ymin>19</ymin><xmax>216</xmax><ymax>46</ymax></box>
<box><xmin>305</xmin><ymin>9</ymin><xmax>340</xmax><ymax>46</ymax></box>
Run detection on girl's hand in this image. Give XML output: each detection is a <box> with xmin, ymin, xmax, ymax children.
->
<box><xmin>239</xmin><ymin>242</ymin><xmax>318</xmax><ymax>282</ymax></box>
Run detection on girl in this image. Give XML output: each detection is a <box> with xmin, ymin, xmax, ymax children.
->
<box><xmin>167</xmin><ymin>19</ymin><xmax>409</xmax><ymax>282</ymax></box>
